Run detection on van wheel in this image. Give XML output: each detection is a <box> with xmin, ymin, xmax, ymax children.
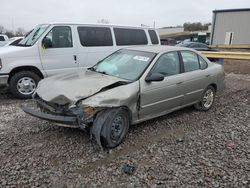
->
<box><xmin>194</xmin><ymin>86</ymin><xmax>215</xmax><ymax>111</ymax></box>
<box><xmin>93</xmin><ymin>108</ymin><xmax>130</xmax><ymax>149</ymax></box>
<box><xmin>9</xmin><ymin>71</ymin><xmax>41</xmax><ymax>99</ymax></box>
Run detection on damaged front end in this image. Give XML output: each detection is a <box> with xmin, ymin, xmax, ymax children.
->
<box><xmin>21</xmin><ymin>71</ymin><xmax>140</xmax><ymax>148</ymax></box>
<box><xmin>21</xmin><ymin>95</ymin><xmax>100</xmax><ymax>129</ymax></box>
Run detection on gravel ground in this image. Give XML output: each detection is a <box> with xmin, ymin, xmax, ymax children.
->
<box><xmin>0</xmin><ymin>73</ymin><xmax>249</xmax><ymax>187</ymax></box>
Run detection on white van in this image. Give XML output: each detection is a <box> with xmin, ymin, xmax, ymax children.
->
<box><xmin>0</xmin><ymin>23</ymin><xmax>160</xmax><ymax>98</ymax></box>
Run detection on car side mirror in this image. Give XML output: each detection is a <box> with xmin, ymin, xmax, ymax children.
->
<box><xmin>145</xmin><ymin>73</ymin><xmax>164</xmax><ymax>82</ymax></box>
<box><xmin>42</xmin><ymin>37</ymin><xmax>52</xmax><ymax>49</ymax></box>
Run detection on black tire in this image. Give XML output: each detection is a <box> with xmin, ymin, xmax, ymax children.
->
<box><xmin>94</xmin><ymin>108</ymin><xmax>130</xmax><ymax>149</ymax></box>
<box><xmin>9</xmin><ymin>71</ymin><xmax>41</xmax><ymax>99</ymax></box>
<box><xmin>194</xmin><ymin>86</ymin><xmax>216</xmax><ymax>111</ymax></box>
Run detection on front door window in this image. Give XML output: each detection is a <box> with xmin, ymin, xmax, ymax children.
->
<box><xmin>43</xmin><ymin>26</ymin><xmax>73</xmax><ymax>48</ymax></box>
<box><xmin>151</xmin><ymin>51</ymin><xmax>180</xmax><ymax>76</ymax></box>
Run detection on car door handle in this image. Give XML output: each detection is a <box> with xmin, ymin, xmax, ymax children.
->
<box><xmin>73</xmin><ymin>55</ymin><xmax>77</xmax><ymax>63</ymax></box>
<box><xmin>206</xmin><ymin>74</ymin><xmax>211</xmax><ymax>77</ymax></box>
<box><xmin>176</xmin><ymin>81</ymin><xmax>183</xmax><ymax>85</ymax></box>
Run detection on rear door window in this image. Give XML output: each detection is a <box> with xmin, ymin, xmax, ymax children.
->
<box><xmin>77</xmin><ymin>27</ymin><xmax>113</xmax><ymax>47</ymax></box>
<box><xmin>114</xmin><ymin>28</ymin><xmax>148</xmax><ymax>46</ymax></box>
<box><xmin>148</xmin><ymin>30</ymin><xmax>159</xmax><ymax>44</ymax></box>
<box><xmin>181</xmin><ymin>51</ymin><xmax>200</xmax><ymax>72</ymax></box>
<box><xmin>0</xmin><ymin>36</ymin><xmax>5</xmax><ymax>41</ymax></box>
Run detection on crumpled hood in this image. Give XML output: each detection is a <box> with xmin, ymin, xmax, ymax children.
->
<box><xmin>35</xmin><ymin>69</ymin><xmax>129</xmax><ymax>105</ymax></box>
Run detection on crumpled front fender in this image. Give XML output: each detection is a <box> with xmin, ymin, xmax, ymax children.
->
<box><xmin>80</xmin><ymin>81</ymin><xmax>140</xmax><ymax>123</ymax></box>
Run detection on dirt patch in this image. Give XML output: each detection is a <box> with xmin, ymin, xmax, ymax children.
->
<box><xmin>224</xmin><ymin>59</ymin><xmax>250</xmax><ymax>74</ymax></box>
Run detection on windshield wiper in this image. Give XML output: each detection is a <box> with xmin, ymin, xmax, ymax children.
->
<box><xmin>88</xmin><ymin>67</ymin><xmax>96</xmax><ymax>71</ymax></box>
<box><xmin>95</xmin><ymin>70</ymin><xmax>108</xmax><ymax>75</ymax></box>
<box><xmin>88</xmin><ymin>67</ymin><xmax>108</xmax><ymax>75</ymax></box>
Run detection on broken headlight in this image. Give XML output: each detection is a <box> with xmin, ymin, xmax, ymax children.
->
<box><xmin>82</xmin><ymin>106</ymin><xmax>98</xmax><ymax>119</ymax></box>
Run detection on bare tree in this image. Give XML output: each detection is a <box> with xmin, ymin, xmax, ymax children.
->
<box><xmin>97</xmin><ymin>19</ymin><xmax>110</xmax><ymax>24</ymax></box>
<box><xmin>5</xmin><ymin>30</ymin><xmax>15</xmax><ymax>38</ymax></box>
<box><xmin>0</xmin><ymin>25</ymin><xmax>5</xmax><ymax>34</ymax></box>
<box><xmin>15</xmin><ymin>27</ymin><xmax>26</xmax><ymax>36</ymax></box>
<box><xmin>183</xmin><ymin>22</ymin><xmax>211</xmax><ymax>31</ymax></box>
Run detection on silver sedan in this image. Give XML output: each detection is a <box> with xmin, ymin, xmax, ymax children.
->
<box><xmin>22</xmin><ymin>46</ymin><xmax>225</xmax><ymax>148</ymax></box>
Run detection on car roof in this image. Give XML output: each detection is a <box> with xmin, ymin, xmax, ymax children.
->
<box><xmin>40</xmin><ymin>23</ymin><xmax>156</xmax><ymax>30</ymax></box>
<box><xmin>124</xmin><ymin>45</ymin><xmax>193</xmax><ymax>53</ymax></box>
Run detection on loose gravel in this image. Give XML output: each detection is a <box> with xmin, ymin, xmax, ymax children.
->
<box><xmin>0</xmin><ymin>73</ymin><xmax>249</xmax><ymax>187</ymax></box>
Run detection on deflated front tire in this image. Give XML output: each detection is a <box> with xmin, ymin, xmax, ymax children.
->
<box><xmin>91</xmin><ymin>108</ymin><xmax>130</xmax><ymax>149</ymax></box>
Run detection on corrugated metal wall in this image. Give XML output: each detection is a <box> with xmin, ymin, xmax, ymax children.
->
<box><xmin>211</xmin><ymin>11</ymin><xmax>250</xmax><ymax>45</ymax></box>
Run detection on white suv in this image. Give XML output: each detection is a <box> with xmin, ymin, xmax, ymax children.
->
<box><xmin>0</xmin><ymin>23</ymin><xmax>160</xmax><ymax>98</ymax></box>
<box><xmin>0</xmin><ymin>34</ymin><xmax>9</xmax><ymax>47</ymax></box>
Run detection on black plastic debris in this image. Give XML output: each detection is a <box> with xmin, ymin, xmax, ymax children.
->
<box><xmin>176</xmin><ymin>138</ymin><xmax>184</xmax><ymax>143</ymax></box>
<box><xmin>122</xmin><ymin>164</ymin><xmax>136</xmax><ymax>175</ymax></box>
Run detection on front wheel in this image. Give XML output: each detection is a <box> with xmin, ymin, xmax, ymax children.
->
<box><xmin>9</xmin><ymin>71</ymin><xmax>41</xmax><ymax>99</ymax></box>
<box><xmin>194</xmin><ymin>86</ymin><xmax>216</xmax><ymax>111</ymax></box>
<box><xmin>94</xmin><ymin>108</ymin><xmax>130</xmax><ymax>149</ymax></box>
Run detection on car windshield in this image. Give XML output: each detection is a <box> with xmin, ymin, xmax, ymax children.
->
<box><xmin>91</xmin><ymin>49</ymin><xmax>156</xmax><ymax>81</ymax></box>
<box><xmin>18</xmin><ymin>24</ymin><xmax>49</xmax><ymax>47</ymax></box>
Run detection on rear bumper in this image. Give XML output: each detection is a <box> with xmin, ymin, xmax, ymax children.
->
<box><xmin>216</xmin><ymin>77</ymin><xmax>226</xmax><ymax>97</ymax></box>
<box><xmin>0</xmin><ymin>74</ymin><xmax>9</xmax><ymax>86</ymax></box>
<box><xmin>21</xmin><ymin>105</ymin><xmax>79</xmax><ymax>127</ymax></box>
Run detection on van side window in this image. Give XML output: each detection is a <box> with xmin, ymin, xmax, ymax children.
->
<box><xmin>77</xmin><ymin>27</ymin><xmax>113</xmax><ymax>47</ymax></box>
<box><xmin>114</xmin><ymin>28</ymin><xmax>148</xmax><ymax>45</ymax></box>
<box><xmin>181</xmin><ymin>51</ymin><xmax>200</xmax><ymax>72</ymax></box>
<box><xmin>151</xmin><ymin>52</ymin><xmax>180</xmax><ymax>76</ymax></box>
<box><xmin>44</xmin><ymin>26</ymin><xmax>73</xmax><ymax>48</ymax></box>
<box><xmin>148</xmin><ymin>30</ymin><xmax>159</xmax><ymax>44</ymax></box>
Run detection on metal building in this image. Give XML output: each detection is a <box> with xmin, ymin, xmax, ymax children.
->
<box><xmin>210</xmin><ymin>8</ymin><xmax>250</xmax><ymax>45</ymax></box>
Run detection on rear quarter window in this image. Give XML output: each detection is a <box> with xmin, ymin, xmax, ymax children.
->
<box><xmin>114</xmin><ymin>28</ymin><xmax>148</xmax><ymax>46</ymax></box>
<box><xmin>199</xmin><ymin>56</ymin><xmax>208</xmax><ymax>69</ymax></box>
<box><xmin>148</xmin><ymin>30</ymin><xmax>159</xmax><ymax>44</ymax></box>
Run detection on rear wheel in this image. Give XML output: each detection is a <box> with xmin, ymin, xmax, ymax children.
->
<box><xmin>9</xmin><ymin>71</ymin><xmax>41</xmax><ymax>99</ymax></box>
<box><xmin>194</xmin><ymin>86</ymin><xmax>215</xmax><ymax>111</ymax></box>
<box><xmin>94</xmin><ymin>108</ymin><xmax>130</xmax><ymax>149</ymax></box>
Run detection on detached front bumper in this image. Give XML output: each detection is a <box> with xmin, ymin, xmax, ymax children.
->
<box><xmin>21</xmin><ymin>105</ymin><xmax>79</xmax><ymax>127</ymax></box>
<box><xmin>0</xmin><ymin>74</ymin><xmax>9</xmax><ymax>86</ymax></box>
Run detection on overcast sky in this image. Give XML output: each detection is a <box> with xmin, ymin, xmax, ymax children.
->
<box><xmin>1</xmin><ymin>0</ymin><xmax>250</xmax><ymax>31</ymax></box>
